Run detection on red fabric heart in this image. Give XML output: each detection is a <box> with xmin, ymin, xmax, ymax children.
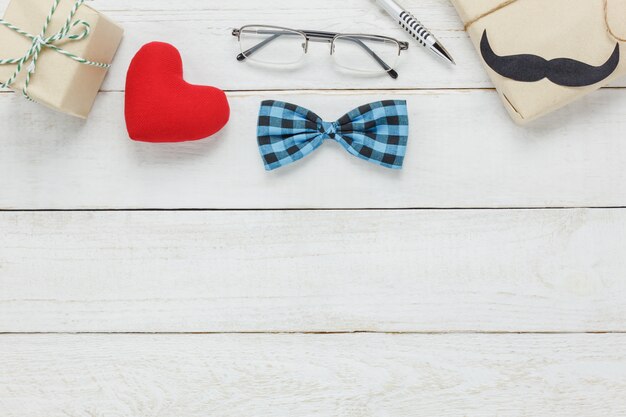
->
<box><xmin>125</xmin><ymin>42</ymin><xmax>230</xmax><ymax>143</ymax></box>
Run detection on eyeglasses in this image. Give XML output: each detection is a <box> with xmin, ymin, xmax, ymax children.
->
<box><xmin>232</xmin><ymin>25</ymin><xmax>409</xmax><ymax>79</ymax></box>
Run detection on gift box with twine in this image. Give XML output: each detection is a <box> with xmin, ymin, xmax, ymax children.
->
<box><xmin>451</xmin><ymin>0</ymin><xmax>626</xmax><ymax>124</ymax></box>
<box><xmin>0</xmin><ymin>0</ymin><xmax>123</xmax><ymax>118</ymax></box>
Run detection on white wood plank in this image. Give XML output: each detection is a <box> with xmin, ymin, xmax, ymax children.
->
<box><xmin>1</xmin><ymin>90</ymin><xmax>626</xmax><ymax>209</ymax></box>
<box><xmin>1</xmin><ymin>208</ymin><xmax>625</xmax><ymax>333</ymax></box>
<box><xmin>1</xmin><ymin>333</ymin><xmax>625</xmax><ymax>417</ymax></box>
<box><xmin>1</xmin><ymin>0</ymin><xmax>625</xmax><ymax>90</ymax></box>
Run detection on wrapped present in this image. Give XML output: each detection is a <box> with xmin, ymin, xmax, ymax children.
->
<box><xmin>0</xmin><ymin>0</ymin><xmax>123</xmax><ymax>118</ymax></box>
<box><xmin>451</xmin><ymin>0</ymin><xmax>626</xmax><ymax>124</ymax></box>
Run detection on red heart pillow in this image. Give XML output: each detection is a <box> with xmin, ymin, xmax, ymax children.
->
<box><xmin>125</xmin><ymin>42</ymin><xmax>230</xmax><ymax>143</ymax></box>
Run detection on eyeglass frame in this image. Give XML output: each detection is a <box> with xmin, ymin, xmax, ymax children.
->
<box><xmin>232</xmin><ymin>24</ymin><xmax>409</xmax><ymax>79</ymax></box>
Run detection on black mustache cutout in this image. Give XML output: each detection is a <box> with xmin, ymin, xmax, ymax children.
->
<box><xmin>480</xmin><ymin>30</ymin><xmax>620</xmax><ymax>87</ymax></box>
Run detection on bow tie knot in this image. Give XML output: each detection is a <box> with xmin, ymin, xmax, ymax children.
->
<box><xmin>319</xmin><ymin>121</ymin><xmax>338</xmax><ymax>139</ymax></box>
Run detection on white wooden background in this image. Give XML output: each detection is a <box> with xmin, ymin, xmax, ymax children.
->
<box><xmin>1</xmin><ymin>0</ymin><xmax>626</xmax><ymax>416</ymax></box>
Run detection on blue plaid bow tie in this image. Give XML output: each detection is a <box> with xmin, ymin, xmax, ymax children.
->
<box><xmin>257</xmin><ymin>100</ymin><xmax>409</xmax><ymax>171</ymax></box>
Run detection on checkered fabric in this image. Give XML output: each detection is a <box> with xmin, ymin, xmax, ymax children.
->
<box><xmin>257</xmin><ymin>100</ymin><xmax>409</xmax><ymax>171</ymax></box>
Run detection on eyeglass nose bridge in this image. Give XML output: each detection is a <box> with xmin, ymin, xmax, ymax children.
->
<box><xmin>300</xmin><ymin>35</ymin><xmax>341</xmax><ymax>56</ymax></box>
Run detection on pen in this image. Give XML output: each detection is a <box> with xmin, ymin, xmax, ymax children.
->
<box><xmin>376</xmin><ymin>0</ymin><xmax>455</xmax><ymax>65</ymax></box>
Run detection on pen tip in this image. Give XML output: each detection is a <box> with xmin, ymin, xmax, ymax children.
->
<box><xmin>433</xmin><ymin>42</ymin><xmax>455</xmax><ymax>65</ymax></box>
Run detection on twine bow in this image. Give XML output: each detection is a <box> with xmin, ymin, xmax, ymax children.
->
<box><xmin>0</xmin><ymin>0</ymin><xmax>110</xmax><ymax>101</ymax></box>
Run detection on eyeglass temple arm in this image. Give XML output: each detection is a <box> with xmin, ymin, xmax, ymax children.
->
<box><xmin>341</xmin><ymin>36</ymin><xmax>398</xmax><ymax>79</ymax></box>
<box><xmin>232</xmin><ymin>29</ymin><xmax>399</xmax><ymax>79</ymax></box>
<box><xmin>234</xmin><ymin>31</ymin><xmax>283</xmax><ymax>62</ymax></box>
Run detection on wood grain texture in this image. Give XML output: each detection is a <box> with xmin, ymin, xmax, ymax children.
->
<box><xmin>2</xmin><ymin>0</ymin><xmax>626</xmax><ymax>412</ymax></box>
<box><xmin>1</xmin><ymin>208</ymin><xmax>625</xmax><ymax>333</ymax></box>
<box><xmin>1</xmin><ymin>333</ymin><xmax>626</xmax><ymax>417</ymax></box>
<box><xmin>2</xmin><ymin>90</ymin><xmax>626</xmax><ymax>209</ymax></box>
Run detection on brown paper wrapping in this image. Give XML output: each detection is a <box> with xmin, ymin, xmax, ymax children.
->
<box><xmin>0</xmin><ymin>0</ymin><xmax>123</xmax><ymax>118</ymax></box>
<box><xmin>451</xmin><ymin>0</ymin><xmax>626</xmax><ymax>124</ymax></box>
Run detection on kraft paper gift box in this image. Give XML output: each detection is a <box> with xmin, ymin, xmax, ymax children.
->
<box><xmin>0</xmin><ymin>0</ymin><xmax>123</xmax><ymax>118</ymax></box>
<box><xmin>451</xmin><ymin>0</ymin><xmax>626</xmax><ymax>124</ymax></box>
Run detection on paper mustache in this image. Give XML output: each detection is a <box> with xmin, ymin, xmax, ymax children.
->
<box><xmin>480</xmin><ymin>30</ymin><xmax>620</xmax><ymax>87</ymax></box>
